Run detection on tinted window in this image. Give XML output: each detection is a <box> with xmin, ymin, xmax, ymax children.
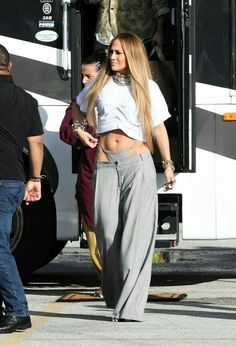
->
<box><xmin>195</xmin><ymin>0</ymin><xmax>232</xmax><ymax>88</ymax></box>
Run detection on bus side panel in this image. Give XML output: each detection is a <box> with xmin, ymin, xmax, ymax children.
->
<box><xmin>183</xmin><ymin>0</ymin><xmax>236</xmax><ymax>240</ymax></box>
<box><xmin>0</xmin><ymin>0</ymin><xmax>81</xmax><ymax>241</ymax></box>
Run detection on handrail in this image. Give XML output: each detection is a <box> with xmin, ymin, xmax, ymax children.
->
<box><xmin>61</xmin><ymin>0</ymin><xmax>71</xmax><ymax>80</ymax></box>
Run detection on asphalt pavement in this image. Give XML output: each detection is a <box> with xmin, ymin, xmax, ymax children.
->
<box><xmin>0</xmin><ymin>239</ymin><xmax>236</xmax><ymax>345</ymax></box>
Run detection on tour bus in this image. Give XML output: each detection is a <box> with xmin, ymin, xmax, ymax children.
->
<box><xmin>0</xmin><ymin>0</ymin><xmax>235</xmax><ymax>281</ymax></box>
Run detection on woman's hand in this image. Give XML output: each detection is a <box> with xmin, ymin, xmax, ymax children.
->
<box><xmin>74</xmin><ymin>128</ymin><xmax>98</xmax><ymax>148</ymax></box>
<box><xmin>163</xmin><ymin>168</ymin><xmax>176</xmax><ymax>191</ymax></box>
<box><xmin>154</xmin><ymin>123</ymin><xmax>176</xmax><ymax>191</ymax></box>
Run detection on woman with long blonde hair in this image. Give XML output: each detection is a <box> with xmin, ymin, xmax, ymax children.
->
<box><xmin>73</xmin><ymin>33</ymin><xmax>175</xmax><ymax>322</ymax></box>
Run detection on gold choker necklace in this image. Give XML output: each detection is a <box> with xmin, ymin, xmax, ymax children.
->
<box><xmin>112</xmin><ymin>73</ymin><xmax>131</xmax><ymax>86</ymax></box>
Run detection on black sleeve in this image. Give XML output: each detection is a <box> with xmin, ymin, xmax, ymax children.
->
<box><xmin>28</xmin><ymin>96</ymin><xmax>44</xmax><ymax>136</ymax></box>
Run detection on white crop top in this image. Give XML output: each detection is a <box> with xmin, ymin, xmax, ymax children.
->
<box><xmin>76</xmin><ymin>78</ymin><xmax>170</xmax><ymax>142</ymax></box>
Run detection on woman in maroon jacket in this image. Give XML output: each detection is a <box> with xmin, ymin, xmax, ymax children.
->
<box><xmin>59</xmin><ymin>53</ymin><xmax>106</xmax><ymax>297</ymax></box>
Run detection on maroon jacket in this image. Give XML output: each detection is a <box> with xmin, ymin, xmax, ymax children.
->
<box><xmin>59</xmin><ymin>98</ymin><xmax>97</xmax><ymax>228</ymax></box>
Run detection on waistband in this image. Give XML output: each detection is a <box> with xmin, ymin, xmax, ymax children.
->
<box><xmin>96</xmin><ymin>150</ymin><xmax>151</xmax><ymax>167</ymax></box>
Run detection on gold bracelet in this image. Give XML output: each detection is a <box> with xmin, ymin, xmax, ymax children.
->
<box><xmin>162</xmin><ymin>159</ymin><xmax>175</xmax><ymax>171</ymax></box>
<box><xmin>71</xmin><ymin>119</ymin><xmax>88</xmax><ymax>133</ymax></box>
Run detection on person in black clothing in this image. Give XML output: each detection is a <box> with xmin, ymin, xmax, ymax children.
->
<box><xmin>0</xmin><ymin>44</ymin><xmax>44</xmax><ymax>334</ymax></box>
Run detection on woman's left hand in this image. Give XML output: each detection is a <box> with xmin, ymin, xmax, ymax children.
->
<box><xmin>163</xmin><ymin>168</ymin><xmax>176</xmax><ymax>191</ymax></box>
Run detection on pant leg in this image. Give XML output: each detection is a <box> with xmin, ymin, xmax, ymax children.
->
<box><xmin>113</xmin><ymin>153</ymin><xmax>158</xmax><ymax>321</ymax></box>
<box><xmin>0</xmin><ymin>180</ymin><xmax>29</xmax><ymax>317</ymax></box>
<box><xmin>94</xmin><ymin>163</ymin><xmax>123</xmax><ymax>308</ymax></box>
<box><xmin>83</xmin><ymin>221</ymin><xmax>102</xmax><ymax>280</ymax></box>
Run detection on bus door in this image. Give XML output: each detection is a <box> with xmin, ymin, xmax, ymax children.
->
<box><xmin>152</xmin><ymin>0</ymin><xmax>195</xmax><ymax>245</ymax></box>
<box><xmin>152</xmin><ymin>0</ymin><xmax>195</xmax><ymax>175</ymax></box>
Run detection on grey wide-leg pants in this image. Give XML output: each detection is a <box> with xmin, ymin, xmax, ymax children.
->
<box><xmin>94</xmin><ymin>151</ymin><xmax>158</xmax><ymax>321</ymax></box>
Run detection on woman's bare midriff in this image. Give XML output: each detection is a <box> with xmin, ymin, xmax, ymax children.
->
<box><xmin>97</xmin><ymin>129</ymin><xmax>149</xmax><ymax>161</ymax></box>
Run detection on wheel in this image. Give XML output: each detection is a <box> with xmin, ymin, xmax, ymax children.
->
<box><xmin>40</xmin><ymin>240</ymin><xmax>67</xmax><ymax>267</ymax></box>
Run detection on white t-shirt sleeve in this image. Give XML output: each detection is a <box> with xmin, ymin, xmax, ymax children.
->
<box><xmin>149</xmin><ymin>79</ymin><xmax>171</xmax><ymax>127</ymax></box>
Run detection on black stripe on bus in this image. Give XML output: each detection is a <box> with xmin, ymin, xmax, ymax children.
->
<box><xmin>197</xmin><ymin>107</ymin><xmax>236</xmax><ymax>161</ymax></box>
<box><xmin>11</xmin><ymin>55</ymin><xmax>71</xmax><ymax>103</ymax></box>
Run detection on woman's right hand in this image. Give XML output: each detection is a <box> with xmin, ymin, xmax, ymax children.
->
<box><xmin>75</xmin><ymin>128</ymin><xmax>98</xmax><ymax>148</ymax></box>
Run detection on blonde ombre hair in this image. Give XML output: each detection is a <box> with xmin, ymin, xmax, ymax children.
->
<box><xmin>86</xmin><ymin>32</ymin><xmax>154</xmax><ymax>150</ymax></box>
